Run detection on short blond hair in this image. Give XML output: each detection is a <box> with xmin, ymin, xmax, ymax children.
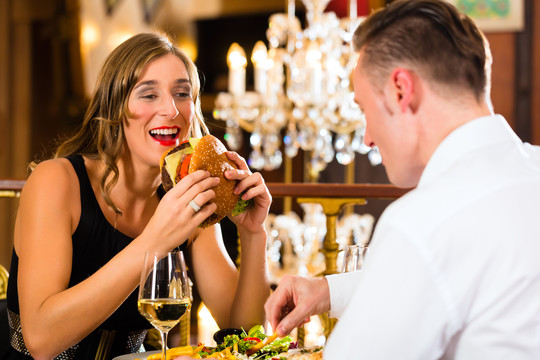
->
<box><xmin>353</xmin><ymin>0</ymin><xmax>491</xmax><ymax>101</ymax></box>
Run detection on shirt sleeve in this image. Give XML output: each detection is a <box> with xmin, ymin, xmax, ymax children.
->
<box><xmin>326</xmin><ymin>271</ymin><xmax>364</xmax><ymax>319</ymax></box>
<box><xmin>323</xmin><ymin>223</ymin><xmax>457</xmax><ymax>359</ymax></box>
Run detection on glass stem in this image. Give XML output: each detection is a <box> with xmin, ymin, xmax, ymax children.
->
<box><xmin>160</xmin><ymin>330</ymin><xmax>168</xmax><ymax>360</ymax></box>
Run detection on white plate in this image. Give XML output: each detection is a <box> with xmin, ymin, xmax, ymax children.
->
<box><xmin>113</xmin><ymin>350</ymin><xmax>160</xmax><ymax>360</ymax></box>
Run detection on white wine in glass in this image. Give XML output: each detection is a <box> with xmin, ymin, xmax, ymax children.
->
<box><xmin>138</xmin><ymin>251</ymin><xmax>191</xmax><ymax>359</ymax></box>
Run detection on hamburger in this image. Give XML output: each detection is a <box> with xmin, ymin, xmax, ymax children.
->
<box><xmin>160</xmin><ymin>135</ymin><xmax>252</xmax><ymax>228</ymax></box>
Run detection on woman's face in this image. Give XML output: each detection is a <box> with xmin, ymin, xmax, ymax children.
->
<box><xmin>124</xmin><ymin>53</ymin><xmax>194</xmax><ymax>168</ymax></box>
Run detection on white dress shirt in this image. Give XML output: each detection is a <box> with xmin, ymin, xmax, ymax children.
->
<box><xmin>324</xmin><ymin>115</ymin><xmax>540</xmax><ymax>359</ymax></box>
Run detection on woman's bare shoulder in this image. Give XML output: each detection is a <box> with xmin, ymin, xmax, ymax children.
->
<box><xmin>15</xmin><ymin>158</ymin><xmax>81</xmax><ymax>250</ymax></box>
<box><xmin>23</xmin><ymin>158</ymin><xmax>79</xmax><ymax>198</ymax></box>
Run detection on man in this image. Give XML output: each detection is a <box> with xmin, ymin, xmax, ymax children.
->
<box><xmin>264</xmin><ymin>0</ymin><xmax>540</xmax><ymax>358</ymax></box>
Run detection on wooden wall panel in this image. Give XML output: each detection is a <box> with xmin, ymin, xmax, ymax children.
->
<box><xmin>0</xmin><ymin>20</ymin><xmax>33</xmax><ymax>270</ymax></box>
<box><xmin>12</xmin><ymin>23</ymin><xmax>32</xmax><ymax>179</ymax></box>
<box><xmin>486</xmin><ymin>33</ymin><xmax>516</xmax><ymax>129</ymax></box>
<box><xmin>533</xmin><ymin>0</ymin><xmax>540</xmax><ymax>145</ymax></box>
<box><xmin>0</xmin><ymin>0</ymin><xmax>14</xmax><ymax>270</ymax></box>
<box><xmin>0</xmin><ymin>0</ymin><xmax>10</xmax><ymax>173</ymax></box>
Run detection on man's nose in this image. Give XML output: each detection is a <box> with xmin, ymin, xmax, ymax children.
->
<box><xmin>363</xmin><ymin>126</ymin><xmax>375</xmax><ymax>148</ymax></box>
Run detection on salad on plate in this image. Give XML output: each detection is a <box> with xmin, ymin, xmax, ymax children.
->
<box><xmin>140</xmin><ymin>325</ymin><xmax>323</xmax><ymax>360</ymax></box>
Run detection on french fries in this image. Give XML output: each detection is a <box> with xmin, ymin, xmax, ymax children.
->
<box><xmin>205</xmin><ymin>346</ymin><xmax>236</xmax><ymax>359</ymax></box>
<box><xmin>140</xmin><ymin>344</ymin><xmax>237</xmax><ymax>360</ymax></box>
<box><xmin>145</xmin><ymin>345</ymin><xmax>204</xmax><ymax>360</ymax></box>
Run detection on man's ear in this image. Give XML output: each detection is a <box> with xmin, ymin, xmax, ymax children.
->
<box><xmin>388</xmin><ymin>68</ymin><xmax>418</xmax><ymax>113</ymax></box>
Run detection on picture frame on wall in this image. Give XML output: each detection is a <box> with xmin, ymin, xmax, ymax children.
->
<box><xmin>445</xmin><ymin>0</ymin><xmax>524</xmax><ymax>32</ymax></box>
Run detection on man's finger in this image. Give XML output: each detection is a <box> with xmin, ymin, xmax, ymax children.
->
<box><xmin>275</xmin><ymin>305</ymin><xmax>309</xmax><ymax>336</ymax></box>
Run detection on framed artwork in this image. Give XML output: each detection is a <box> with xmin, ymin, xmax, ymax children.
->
<box><xmin>445</xmin><ymin>0</ymin><xmax>524</xmax><ymax>32</ymax></box>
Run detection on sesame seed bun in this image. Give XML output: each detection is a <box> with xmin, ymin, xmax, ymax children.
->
<box><xmin>188</xmin><ymin>135</ymin><xmax>240</xmax><ymax>228</ymax></box>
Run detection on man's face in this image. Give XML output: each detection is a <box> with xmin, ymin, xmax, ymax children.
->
<box><xmin>353</xmin><ymin>51</ymin><xmax>424</xmax><ymax>188</ymax></box>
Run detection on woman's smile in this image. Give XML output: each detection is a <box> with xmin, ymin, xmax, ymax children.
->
<box><xmin>149</xmin><ymin>125</ymin><xmax>180</xmax><ymax>146</ymax></box>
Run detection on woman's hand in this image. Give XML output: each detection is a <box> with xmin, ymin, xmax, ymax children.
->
<box><xmin>143</xmin><ymin>170</ymin><xmax>219</xmax><ymax>251</ymax></box>
<box><xmin>224</xmin><ymin>151</ymin><xmax>271</xmax><ymax>234</ymax></box>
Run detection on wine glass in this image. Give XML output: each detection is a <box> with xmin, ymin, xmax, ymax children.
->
<box><xmin>340</xmin><ymin>244</ymin><xmax>367</xmax><ymax>273</ymax></box>
<box><xmin>138</xmin><ymin>251</ymin><xmax>191</xmax><ymax>360</ymax></box>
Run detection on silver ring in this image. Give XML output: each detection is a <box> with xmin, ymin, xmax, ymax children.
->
<box><xmin>188</xmin><ymin>199</ymin><xmax>201</xmax><ymax>213</ymax></box>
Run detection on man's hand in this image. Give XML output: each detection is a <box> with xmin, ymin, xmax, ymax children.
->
<box><xmin>264</xmin><ymin>275</ymin><xmax>331</xmax><ymax>336</ymax></box>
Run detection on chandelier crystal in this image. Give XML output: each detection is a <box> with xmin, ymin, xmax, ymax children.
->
<box><xmin>213</xmin><ymin>0</ymin><xmax>381</xmax><ymax>178</ymax></box>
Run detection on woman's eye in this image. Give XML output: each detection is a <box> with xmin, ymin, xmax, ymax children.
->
<box><xmin>175</xmin><ymin>91</ymin><xmax>191</xmax><ymax>99</ymax></box>
<box><xmin>141</xmin><ymin>94</ymin><xmax>157</xmax><ymax>100</ymax></box>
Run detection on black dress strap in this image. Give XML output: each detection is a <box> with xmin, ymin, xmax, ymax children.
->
<box><xmin>66</xmin><ymin>155</ymin><xmax>98</xmax><ymax>220</ymax></box>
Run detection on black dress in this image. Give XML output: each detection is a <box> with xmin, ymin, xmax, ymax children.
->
<box><xmin>6</xmin><ymin>155</ymin><xmax>187</xmax><ymax>359</ymax></box>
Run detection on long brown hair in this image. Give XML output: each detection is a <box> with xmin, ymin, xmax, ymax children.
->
<box><xmin>353</xmin><ymin>0</ymin><xmax>491</xmax><ymax>102</ymax></box>
<box><xmin>53</xmin><ymin>33</ymin><xmax>208</xmax><ymax>214</ymax></box>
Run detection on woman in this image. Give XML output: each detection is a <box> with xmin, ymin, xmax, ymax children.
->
<box><xmin>6</xmin><ymin>33</ymin><xmax>271</xmax><ymax>359</ymax></box>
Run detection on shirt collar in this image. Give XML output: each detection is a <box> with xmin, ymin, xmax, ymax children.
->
<box><xmin>418</xmin><ymin>114</ymin><xmax>521</xmax><ymax>187</ymax></box>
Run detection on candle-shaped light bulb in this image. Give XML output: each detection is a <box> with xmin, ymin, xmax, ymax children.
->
<box><xmin>227</xmin><ymin>43</ymin><xmax>247</xmax><ymax>96</ymax></box>
<box><xmin>251</xmin><ymin>41</ymin><xmax>268</xmax><ymax>66</ymax></box>
<box><xmin>252</xmin><ymin>41</ymin><xmax>268</xmax><ymax>95</ymax></box>
<box><xmin>227</xmin><ymin>43</ymin><xmax>247</xmax><ymax>69</ymax></box>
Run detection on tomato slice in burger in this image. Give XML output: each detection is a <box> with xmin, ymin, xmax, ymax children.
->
<box><xmin>180</xmin><ymin>154</ymin><xmax>192</xmax><ymax>178</ymax></box>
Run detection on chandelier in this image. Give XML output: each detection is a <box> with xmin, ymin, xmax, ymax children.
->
<box><xmin>213</xmin><ymin>0</ymin><xmax>381</xmax><ymax>179</ymax></box>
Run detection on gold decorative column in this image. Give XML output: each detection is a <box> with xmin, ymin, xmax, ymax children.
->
<box><xmin>297</xmin><ymin>197</ymin><xmax>366</xmax><ymax>275</ymax></box>
<box><xmin>296</xmin><ymin>196</ymin><xmax>367</xmax><ymax>341</ymax></box>
<box><xmin>283</xmin><ymin>155</ymin><xmax>293</xmax><ymax>214</ymax></box>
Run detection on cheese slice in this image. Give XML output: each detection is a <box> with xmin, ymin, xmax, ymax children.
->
<box><xmin>189</xmin><ymin>137</ymin><xmax>200</xmax><ymax>149</ymax></box>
